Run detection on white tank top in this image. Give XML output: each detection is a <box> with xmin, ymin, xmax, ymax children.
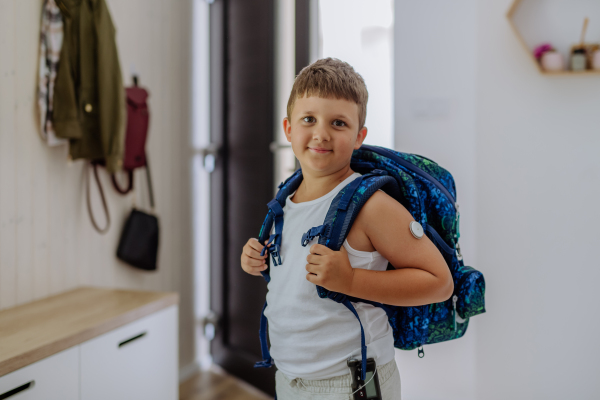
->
<box><xmin>264</xmin><ymin>172</ymin><xmax>395</xmax><ymax>380</ymax></box>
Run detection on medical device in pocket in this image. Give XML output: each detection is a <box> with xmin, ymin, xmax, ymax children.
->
<box><xmin>348</xmin><ymin>357</ymin><xmax>382</xmax><ymax>400</ymax></box>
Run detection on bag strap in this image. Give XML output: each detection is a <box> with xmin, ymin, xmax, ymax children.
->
<box><xmin>111</xmin><ymin>170</ymin><xmax>134</xmax><ymax>194</ymax></box>
<box><xmin>112</xmin><ymin>156</ymin><xmax>155</xmax><ymax>210</ymax></box>
<box><xmin>258</xmin><ymin>169</ymin><xmax>303</xmax><ymax>269</ymax></box>
<box><xmin>145</xmin><ymin>156</ymin><xmax>155</xmax><ymax>210</ymax></box>
<box><xmin>86</xmin><ymin>161</ymin><xmax>111</xmax><ymax>234</ymax></box>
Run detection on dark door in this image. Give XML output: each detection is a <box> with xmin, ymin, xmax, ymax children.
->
<box><xmin>209</xmin><ymin>0</ymin><xmax>313</xmax><ymax>395</ymax></box>
<box><xmin>208</xmin><ymin>0</ymin><xmax>276</xmax><ymax>395</ymax></box>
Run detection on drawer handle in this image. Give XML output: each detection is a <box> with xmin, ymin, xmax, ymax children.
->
<box><xmin>118</xmin><ymin>331</ymin><xmax>147</xmax><ymax>348</ymax></box>
<box><xmin>0</xmin><ymin>381</ymin><xmax>35</xmax><ymax>399</ymax></box>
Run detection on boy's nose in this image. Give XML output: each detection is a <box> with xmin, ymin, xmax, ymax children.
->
<box><xmin>312</xmin><ymin>124</ymin><xmax>330</xmax><ymax>142</ymax></box>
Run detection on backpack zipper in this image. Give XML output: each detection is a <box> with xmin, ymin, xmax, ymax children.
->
<box><xmin>452</xmin><ymin>268</ymin><xmax>475</xmax><ymax>333</ymax></box>
<box><xmin>362</xmin><ymin>145</ymin><xmax>457</xmax><ymax>209</ymax></box>
<box><xmin>452</xmin><ymin>295</ymin><xmax>466</xmax><ymax>333</ymax></box>
<box><xmin>365</xmin><ymin>146</ymin><xmax>463</xmax><ymax>255</ymax></box>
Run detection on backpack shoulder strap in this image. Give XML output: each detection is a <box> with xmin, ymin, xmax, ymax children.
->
<box><xmin>257</xmin><ymin>169</ymin><xmax>303</xmax><ymax>281</ymax></box>
<box><xmin>320</xmin><ymin>172</ymin><xmax>401</xmax><ymax>251</ymax></box>
<box><xmin>308</xmin><ymin>172</ymin><xmax>401</xmax><ymax>379</ymax></box>
<box><xmin>294</xmin><ymin>172</ymin><xmax>400</xmax><ymax>299</ymax></box>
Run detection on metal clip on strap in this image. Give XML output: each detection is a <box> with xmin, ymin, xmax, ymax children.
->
<box><xmin>301</xmin><ymin>225</ymin><xmax>330</xmax><ymax>247</ymax></box>
<box><xmin>261</xmin><ymin>234</ymin><xmax>282</xmax><ymax>266</ymax></box>
<box><xmin>266</xmin><ymin>200</ymin><xmax>285</xmax><ymax>266</ymax></box>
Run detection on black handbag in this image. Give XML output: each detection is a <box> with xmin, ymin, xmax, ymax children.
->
<box><xmin>116</xmin><ymin>162</ymin><xmax>159</xmax><ymax>271</ymax></box>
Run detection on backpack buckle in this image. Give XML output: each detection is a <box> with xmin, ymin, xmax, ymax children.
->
<box><xmin>455</xmin><ymin>242</ymin><xmax>463</xmax><ymax>261</ymax></box>
<box><xmin>270</xmin><ymin>244</ymin><xmax>281</xmax><ymax>266</ymax></box>
<box><xmin>301</xmin><ymin>231</ymin><xmax>312</xmax><ymax>247</ymax></box>
<box><xmin>301</xmin><ymin>225</ymin><xmax>330</xmax><ymax>247</ymax></box>
<box><xmin>260</xmin><ymin>234</ymin><xmax>278</xmax><ymax>256</ymax></box>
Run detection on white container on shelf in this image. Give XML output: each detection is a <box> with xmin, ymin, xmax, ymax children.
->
<box><xmin>592</xmin><ymin>50</ymin><xmax>600</xmax><ymax>70</ymax></box>
<box><xmin>540</xmin><ymin>51</ymin><xmax>565</xmax><ymax>72</ymax></box>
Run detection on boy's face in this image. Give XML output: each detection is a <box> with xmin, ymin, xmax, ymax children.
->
<box><xmin>283</xmin><ymin>95</ymin><xmax>367</xmax><ymax>176</ymax></box>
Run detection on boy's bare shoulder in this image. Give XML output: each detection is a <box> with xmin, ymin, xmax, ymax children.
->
<box><xmin>358</xmin><ymin>190</ymin><xmax>413</xmax><ymax>225</ymax></box>
<box><xmin>352</xmin><ymin>190</ymin><xmax>419</xmax><ymax>268</ymax></box>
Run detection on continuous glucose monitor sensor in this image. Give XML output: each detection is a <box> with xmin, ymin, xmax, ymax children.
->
<box><xmin>409</xmin><ymin>221</ymin><xmax>424</xmax><ymax>239</ymax></box>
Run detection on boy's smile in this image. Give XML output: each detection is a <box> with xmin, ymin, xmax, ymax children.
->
<box><xmin>284</xmin><ymin>95</ymin><xmax>367</xmax><ymax>178</ymax></box>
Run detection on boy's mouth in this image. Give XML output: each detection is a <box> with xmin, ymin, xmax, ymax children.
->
<box><xmin>308</xmin><ymin>147</ymin><xmax>331</xmax><ymax>154</ymax></box>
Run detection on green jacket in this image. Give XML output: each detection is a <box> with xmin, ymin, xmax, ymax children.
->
<box><xmin>54</xmin><ymin>0</ymin><xmax>125</xmax><ymax>173</ymax></box>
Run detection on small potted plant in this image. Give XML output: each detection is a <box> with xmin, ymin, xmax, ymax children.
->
<box><xmin>534</xmin><ymin>43</ymin><xmax>564</xmax><ymax>72</ymax></box>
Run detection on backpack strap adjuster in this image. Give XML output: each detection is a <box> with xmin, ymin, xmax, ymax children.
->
<box><xmin>270</xmin><ymin>244</ymin><xmax>281</xmax><ymax>266</ymax></box>
<box><xmin>301</xmin><ymin>225</ymin><xmax>330</xmax><ymax>247</ymax></box>
<box><xmin>261</xmin><ymin>234</ymin><xmax>282</xmax><ymax>266</ymax></box>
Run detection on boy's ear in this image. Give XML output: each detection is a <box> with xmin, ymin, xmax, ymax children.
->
<box><xmin>283</xmin><ymin>117</ymin><xmax>292</xmax><ymax>143</ymax></box>
<box><xmin>354</xmin><ymin>126</ymin><xmax>368</xmax><ymax>149</ymax></box>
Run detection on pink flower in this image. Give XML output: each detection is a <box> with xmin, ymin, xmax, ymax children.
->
<box><xmin>534</xmin><ymin>43</ymin><xmax>555</xmax><ymax>60</ymax></box>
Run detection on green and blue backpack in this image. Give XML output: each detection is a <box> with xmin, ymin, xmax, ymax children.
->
<box><xmin>254</xmin><ymin>144</ymin><xmax>486</xmax><ymax>381</ymax></box>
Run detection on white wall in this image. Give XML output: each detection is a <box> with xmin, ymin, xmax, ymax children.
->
<box><xmin>320</xmin><ymin>0</ymin><xmax>394</xmax><ymax>148</ymax></box>
<box><xmin>476</xmin><ymin>0</ymin><xmax>600</xmax><ymax>399</ymax></box>
<box><xmin>395</xmin><ymin>0</ymin><xmax>600</xmax><ymax>399</ymax></box>
<box><xmin>0</xmin><ymin>0</ymin><xmax>198</xmax><ymax>377</ymax></box>
<box><xmin>394</xmin><ymin>1</ymin><xmax>478</xmax><ymax>399</ymax></box>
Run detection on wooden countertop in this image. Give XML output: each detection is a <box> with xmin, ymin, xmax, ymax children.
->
<box><xmin>0</xmin><ymin>286</ymin><xmax>179</xmax><ymax>377</ymax></box>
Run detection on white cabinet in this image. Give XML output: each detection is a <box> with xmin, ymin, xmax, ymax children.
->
<box><xmin>0</xmin><ymin>347</ymin><xmax>79</xmax><ymax>400</ymax></box>
<box><xmin>0</xmin><ymin>288</ymin><xmax>178</xmax><ymax>400</ymax></box>
<box><xmin>80</xmin><ymin>305</ymin><xmax>178</xmax><ymax>400</ymax></box>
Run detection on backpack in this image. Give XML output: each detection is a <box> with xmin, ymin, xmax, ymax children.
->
<box><xmin>254</xmin><ymin>144</ymin><xmax>486</xmax><ymax>380</ymax></box>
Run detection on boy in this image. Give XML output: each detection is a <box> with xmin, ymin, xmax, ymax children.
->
<box><xmin>241</xmin><ymin>58</ymin><xmax>453</xmax><ymax>399</ymax></box>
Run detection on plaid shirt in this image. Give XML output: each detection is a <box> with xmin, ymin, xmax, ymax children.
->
<box><xmin>37</xmin><ymin>0</ymin><xmax>67</xmax><ymax>147</ymax></box>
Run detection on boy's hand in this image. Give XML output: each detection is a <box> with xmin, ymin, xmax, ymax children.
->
<box><xmin>241</xmin><ymin>238</ymin><xmax>270</xmax><ymax>276</ymax></box>
<box><xmin>305</xmin><ymin>244</ymin><xmax>354</xmax><ymax>294</ymax></box>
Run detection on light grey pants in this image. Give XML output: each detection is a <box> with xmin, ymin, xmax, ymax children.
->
<box><xmin>275</xmin><ymin>359</ymin><xmax>401</xmax><ymax>399</ymax></box>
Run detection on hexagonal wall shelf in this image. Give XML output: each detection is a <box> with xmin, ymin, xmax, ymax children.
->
<box><xmin>507</xmin><ymin>0</ymin><xmax>600</xmax><ymax>75</ymax></box>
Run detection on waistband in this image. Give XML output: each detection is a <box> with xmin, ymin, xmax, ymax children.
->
<box><xmin>281</xmin><ymin>358</ymin><xmax>397</xmax><ymax>394</ymax></box>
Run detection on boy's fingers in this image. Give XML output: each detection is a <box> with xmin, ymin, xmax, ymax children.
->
<box><xmin>309</xmin><ymin>243</ymin><xmax>330</xmax><ymax>255</ymax></box>
<box><xmin>244</xmin><ymin>246</ymin><xmax>267</xmax><ymax>259</ymax></box>
<box><xmin>306</xmin><ymin>253</ymin><xmax>320</xmax><ymax>265</ymax></box>
<box><xmin>242</xmin><ymin>254</ymin><xmax>266</xmax><ymax>267</ymax></box>
<box><xmin>251</xmin><ymin>264</ymin><xmax>268</xmax><ymax>275</ymax></box>
<box><xmin>249</xmin><ymin>238</ymin><xmax>265</xmax><ymax>252</ymax></box>
<box><xmin>248</xmin><ymin>257</ymin><xmax>266</xmax><ymax>268</ymax></box>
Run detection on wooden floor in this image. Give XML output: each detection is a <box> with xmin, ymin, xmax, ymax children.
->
<box><xmin>179</xmin><ymin>366</ymin><xmax>273</xmax><ymax>400</ymax></box>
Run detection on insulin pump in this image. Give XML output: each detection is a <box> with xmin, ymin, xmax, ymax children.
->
<box><xmin>347</xmin><ymin>358</ymin><xmax>382</xmax><ymax>400</ymax></box>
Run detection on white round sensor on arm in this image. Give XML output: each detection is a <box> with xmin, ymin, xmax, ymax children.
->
<box><xmin>409</xmin><ymin>221</ymin><xmax>424</xmax><ymax>239</ymax></box>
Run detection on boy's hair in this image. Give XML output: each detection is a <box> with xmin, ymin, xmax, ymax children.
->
<box><xmin>287</xmin><ymin>58</ymin><xmax>368</xmax><ymax>131</ymax></box>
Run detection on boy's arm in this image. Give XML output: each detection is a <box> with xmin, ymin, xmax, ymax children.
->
<box><xmin>305</xmin><ymin>191</ymin><xmax>453</xmax><ymax>306</ymax></box>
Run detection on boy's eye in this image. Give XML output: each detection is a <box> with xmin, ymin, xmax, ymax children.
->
<box><xmin>333</xmin><ymin>120</ymin><xmax>346</xmax><ymax>127</ymax></box>
<box><xmin>303</xmin><ymin>116</ymin><xmax>315</xmax><ymax>123</ymax></box>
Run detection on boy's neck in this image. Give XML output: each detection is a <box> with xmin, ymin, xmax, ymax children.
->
<box><xmin>292</xmin><ymin>165</ymin><xmax>355</xmax><ymax>203</ymax></box>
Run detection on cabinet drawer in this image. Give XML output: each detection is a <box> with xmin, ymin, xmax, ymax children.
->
<box><xmin>0</xmin><ymin>347</ymin><xmax>78</xmax><ymax>400</ymax></box>
<box><xmin>80</xmin><ymin>305</ymin><xmax>178</xmax><ymax>400</ymax></box>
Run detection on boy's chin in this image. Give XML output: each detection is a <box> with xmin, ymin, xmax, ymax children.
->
<box><xmin>298</xmin><ymin>161</ymin><xmax>345</xmax><ymax>175</ymax></box>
